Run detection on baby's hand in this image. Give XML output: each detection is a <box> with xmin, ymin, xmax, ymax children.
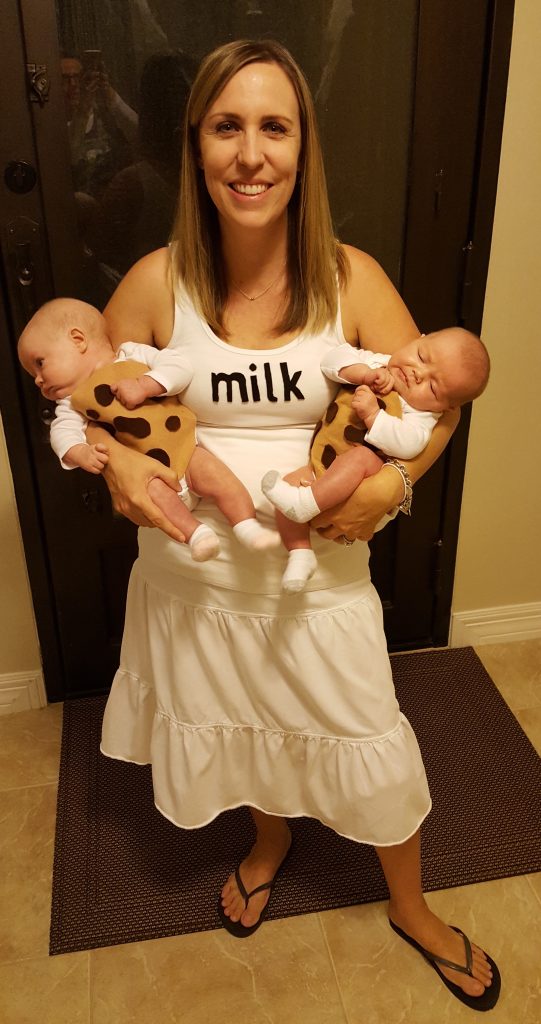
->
<box><xmin>352</xmin><ymin>385</ymin><xmax>380</xmax><ymax>428</ymax></box>
<box><xmin>110</xmin><ymin>378</ymin><xmax>149</xmax><ymax>409</ymax></box>
<box><xmin>370</xmin><ymin>367</ymin><xmax>394</xmax><ymax>394</ymax></box>
<box><xmin>64</xmin><ymin>442</ymin><xmax>109</xmax><ymax>474</ymax></box>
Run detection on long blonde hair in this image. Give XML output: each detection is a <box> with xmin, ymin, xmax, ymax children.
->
<box><xmin>171</xmin><ymin>39</ymin><xmax>347</xmax><ymax>337</ymax></box>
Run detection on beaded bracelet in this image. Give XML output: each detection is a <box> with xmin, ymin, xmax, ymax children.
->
<box><xmin>385</xmin><ymin>458</ymin><xmax>413</xmax><ymax>516</ymax></box>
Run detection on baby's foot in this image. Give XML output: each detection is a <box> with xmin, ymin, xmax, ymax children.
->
<box><xmin>262</xmin><ymin>471</ymin><xmax>320</xmax><ymax>523</ymax></box>
<box><xmin>281</xmin><ymin>549</ymin><xmax>318</xmax><ymax>593</ymax></box>
<box><xmin>189</xmin><ymin>524</ymin><xmax>221</xmax><ymax>562</ymax></box>
<box><xmin>233</xmin><ymin>518</ymin><xmax>281</xmax><ymax>551</ymax></box>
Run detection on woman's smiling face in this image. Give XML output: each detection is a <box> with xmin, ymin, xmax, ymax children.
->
<box><xmin>198</xmin><ymin>62</ymin><xmax>302</xmax><ymax>232</ymax></box>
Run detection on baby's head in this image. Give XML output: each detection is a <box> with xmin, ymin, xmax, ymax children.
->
<box><xmin>387</xmin><ymin>327</ymin><xmax>490</xmax><ymax>413</ymax></box>
<box><xmin>18</xmin><ymin>298</ymin><xmax>113</xmax><ymax>401</ymax></box>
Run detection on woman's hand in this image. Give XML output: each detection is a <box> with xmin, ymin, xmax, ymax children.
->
<box><xmin>87</xmin><ymin>424</ymin><xmax>186</xmax><ymax>542</ymax></box>
<box><xmin>313</xmin><ymin>407</ymin><xmax>460</xmax><ymax>542</ymax></box>
<box><xmin>313</xmin><ymin>464</ymin><xmax>404</xmax><ymax>542</ymax></box>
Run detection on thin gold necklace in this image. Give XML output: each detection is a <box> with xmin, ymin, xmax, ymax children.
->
<box><xmin>233</xmin><ymin>265</ymin><xmax>285</xmax><ymax>302</ymax></box>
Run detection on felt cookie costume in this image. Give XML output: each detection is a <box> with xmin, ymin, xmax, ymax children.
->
<box><xmin>70</xmin><ymin>359</ymin><xmax>197</xmax><ymax>479</ymax></box>
<box><xmin>310</xmin><ymin>385</ymin><xmax>403</xmax><ymax>528</ymax></box>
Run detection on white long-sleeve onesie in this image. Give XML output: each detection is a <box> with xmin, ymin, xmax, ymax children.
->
<box><xmin>50</xmin><ymin>342</ymin><xmax>193</xmax><ymax>468</ymax></box>
<box><xmin>320</xmin><ymin>343</ymin><xmax>440</xmax><ymax>460</ymax></box>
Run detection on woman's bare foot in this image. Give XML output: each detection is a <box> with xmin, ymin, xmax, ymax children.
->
<box><xmin>388</xmin><ymin>901</ymin><xmax>494</xmax><ymax>999</ymax></box>
<box><xmin>220</xmin><ymin>822</ymin><xmax>292</xmax><ymax>929</ymax></box>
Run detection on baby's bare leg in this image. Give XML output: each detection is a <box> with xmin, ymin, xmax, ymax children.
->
<box><xmin>187</xmin><ymin>448</ymin><xmax>279</xmax><ymax>551</ymax></box>
<box><xmin>262</xmin><ymin>447</ymin><xmax>383</xmax><ymax>523</ymax></box>
<box><xmin>147</xmin><ymin>478</ymin><xmax>201</xmax><ymax>539</ymax></box>
<box><xmin>270</xmin><ymin>466</ymin><xmax>318</xmax><ymax>594</ymax></box>
<box><xmin>187</xmin><ymin>448</ymin><xmax>255</xmax><ymax>524</ymax></box>
<box><xmin>275</xmin><ymin>467</ymin><xmax>313</xmax><ymax>552</ymax></box>
<box><xmin>147</xmin><ymin>477</ymin><xmax>220</xmax><ymax>561</ymax></box>
<box><xmin>311</xmin><ymin>447</ymin><xmax>384</xmax><ymax>510</ymax></box>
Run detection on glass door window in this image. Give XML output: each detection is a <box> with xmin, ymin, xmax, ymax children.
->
<box><xmin>56</xmin><ymin>0</ymin><xmax>417</xmax><ymax>307</ymax></box>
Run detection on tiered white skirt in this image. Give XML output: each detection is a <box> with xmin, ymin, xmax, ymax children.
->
<box><xmin>101</xmin><ymin>552</ymin><xmax>431</xmax><ymax>846</ymax></box>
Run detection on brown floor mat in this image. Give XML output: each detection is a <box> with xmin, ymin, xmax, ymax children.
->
<box><xmin>50</xmin><ymin>647</ymin><xmax>541</xmax><ymax>954</ymax></box>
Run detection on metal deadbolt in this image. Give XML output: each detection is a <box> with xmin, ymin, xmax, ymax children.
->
<box><xmin>4</xmin><ymin>161</ymin><xmax>37</xmax><ymax>194</ymax></box>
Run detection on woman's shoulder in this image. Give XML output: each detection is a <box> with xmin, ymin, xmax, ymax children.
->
<box><xmin>339</xmin><ymin>244</ymin><xmax>418</xmax><ymax>349</ymax></box>
<box><xmin>123</xmin><ymin>246</ymin><xmax>172</xmax><ymax>288</ymax></box>
<box><xmin>340</xmin><ymin>244</ymin><xmax>393</xmax><ymax>293</ymax></box>
<box><xmin>103</xmin><ymin>248</ymin><xmax>174</xmax><ymax>348</ymax></box>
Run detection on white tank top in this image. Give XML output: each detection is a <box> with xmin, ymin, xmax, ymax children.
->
<box><xmin>137</xmin><ymin>286</ymin><xmax>371</xmax><ymax>594</ymax></box>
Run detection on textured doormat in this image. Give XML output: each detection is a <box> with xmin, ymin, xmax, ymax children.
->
<box><xmin>50</xmin><ymin>647</ymin><xmax>541</xmax><ymax>954</ymax></box>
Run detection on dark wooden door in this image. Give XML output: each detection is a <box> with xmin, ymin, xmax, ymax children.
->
<box><xmin>0</xmin><ymin>0</ymin><xmax>513</xmax><ymax>698</ymax></box>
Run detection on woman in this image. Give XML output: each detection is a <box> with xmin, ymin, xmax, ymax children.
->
<box><xmin>93</xmin><ymin>40</ymin><xmax>499</xmax><ymax>1011</ymax></box>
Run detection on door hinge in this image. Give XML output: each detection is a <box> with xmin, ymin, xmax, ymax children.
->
<box><xmin>459</xmin><ymin>239</ymin><xmax>475</xmax><ymax>322</ymax></box>
<box><xmin>27</xmin><ymin>63</ymin><xmax>50</xmax><ymax>106</ymax></box>
<box><xmin>432</xmin><ymin>538</ymin><xmax>444</xmax><ymax>595</ymax></box>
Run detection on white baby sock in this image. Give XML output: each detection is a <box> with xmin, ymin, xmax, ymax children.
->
<box><xmin>232</xmin><ymin>518</ymin><xmax>281</xmax><ymax>551</ymax></box>
<box><xmin>281</xmin><ymin>549</ymin><xmax>318</xmax><ymax>594</ymax></box>
<box><xmin>261</xmin><ymin>470</ymin><xmax>321</xmax><ymax>523</ymax></box>
<box><xmin>189</xmin><ymin>524</ymin><xmax>220</xmax><ymax>562</ymax></box>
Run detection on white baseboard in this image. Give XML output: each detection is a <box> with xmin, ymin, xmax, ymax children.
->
<box><xmin>0</xmin><ymin>670</ymin><xmax>47</xmax><ymax>716</ymax></box>
<box><xmin>450</xmin><ymin>601</ymin><xmax>541</xmax><ymax>648</ymax></box>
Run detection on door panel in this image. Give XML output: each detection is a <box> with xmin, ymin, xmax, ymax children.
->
<box><xmin>0</xmin><ymin>0</ymin><xmax>512</xmax><ymax>695</ymax></box>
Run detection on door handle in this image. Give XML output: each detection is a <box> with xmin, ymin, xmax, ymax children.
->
<box><xmin>40</xmin><ymin>405</ymin><xmax>55</xmax><ymax>427</ymax></box>
<box><xmin>15</xmin><ymin>241</ymin><xmax>34</xmax><ymax>287</ymax></box>
<box><xmin>5</xmin><ymin>215</ymin><xmax>41</xmax><ymax>323</ymax></box>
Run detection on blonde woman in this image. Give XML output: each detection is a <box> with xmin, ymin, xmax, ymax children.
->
<box><xmin>93</xmin><ymin>40</ymin><xmax>500</xmax><ymax>1011</ymax></box>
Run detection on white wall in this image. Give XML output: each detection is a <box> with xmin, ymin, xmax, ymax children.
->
<box><xmin>451</xmin><ymin>0</ymin><xmax>541</xmax><ymax>642</ymax></box>
<box><xmin>0</xmin><ymin>412</ymin><xmax>44</xmax><ymax>711</ymax></box>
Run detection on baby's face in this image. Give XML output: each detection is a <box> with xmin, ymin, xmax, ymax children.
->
<box><xmin>387</xmin><ymin>331</ymin><xmax>467</xmax><ymax>413</ymax></box>
<box><xmin>18</xmin><ymin>330</ymin><xmax>90</xmax><ymax>401</ymax></box>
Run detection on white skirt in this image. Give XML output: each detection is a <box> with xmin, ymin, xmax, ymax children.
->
<box><xmin>101</xmin><ymin>549</ymin><xmax>431</xmax><ymax>847</ymax></box>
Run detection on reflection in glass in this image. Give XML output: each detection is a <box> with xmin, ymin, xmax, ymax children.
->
<box><xmin>89</xmin><ymin>53</ymin><xmax>195</xmax><ymax>279</ymax></box>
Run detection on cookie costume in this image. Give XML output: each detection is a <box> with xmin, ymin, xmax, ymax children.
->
<box><xmin>50</xmin><ymin>343</ymin><xmax>197</xmax><ymax>480</ymax></box>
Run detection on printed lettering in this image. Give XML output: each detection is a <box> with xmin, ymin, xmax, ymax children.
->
<box><xmin>264</xmin><ymin>362</ymin><xmax>278</xmax><ymax>402</ymax></box>
<box><xmin>280</xmin><ymin>362</ymin><xmax>304</xmax><ymax>401</ymax></box>
<box><xmin>211</xmin><ymin>372</ymin><xmax>249</xmax><ymax>403</ymax></box>
<box><xmin>210</xmin><ymin>362</ymin><xmax>305</xmax><ymax>403</ymax></box>
<box><xmin>249</xmin><ymin>363</ymin><xmax>261</xmax><ymax>402</ymax></box>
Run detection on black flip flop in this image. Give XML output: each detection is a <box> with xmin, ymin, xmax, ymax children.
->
<box><xmin>389</xmin><ymin>919</ymin><xmax>501</xmax><ymax>1011</ymax></box>
<box><xmin>217</xmin><ymin>842</ymin><xmax>292</xmax><ymax>939</ymax></box>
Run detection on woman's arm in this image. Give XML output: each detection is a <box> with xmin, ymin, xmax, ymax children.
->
<box><xmin>340</xmin><ymin>245</ymin><xmax>419</xmax><ymax>352</ymax></box>
<box><xmin>103</xmin><ymin>246</ymin><xmax>174</xmax><ymax>350</ymax></box>
<box><xmin>316</xmin><ymin>246</ymin><xmax>460</xmax><ymax>540</ymax></box>
<box><xmin>87</xmin><ymin>424</ymin><xmax>187</xmax><ymax>541</ymax></box>
<box><xmin>88</xmin><ymin>247</ymin><xmax>185</xmax><ymax>540</ymax></box>
<box><xmin>314</xmin><ymin>409</ymin><xmax>459</xmax><ymax>541</ymax></box>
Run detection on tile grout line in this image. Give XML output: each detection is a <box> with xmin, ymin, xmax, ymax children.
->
<box><xmin>524</xmin><ymin>874</ymin><xmax>541</xmax><ymax>911</ymax></box>
<box><xmin>316</xmin><ymin>912</ymin><xmax>352</xmax><ymax>1024</ymax></box>
<box><xmin>0</xmin><ymin>949</ymin><xmax>86</xmax><ymax>968</ymax></box>
<box><xmin>88</xmin><ymin>946</ymin><xmax>92</xmax><ymax>1024</ymax></box>
<box><xmin>0</xmin><ymin>779</ymin><xmax>59</xmax><ymax>795</ymax></box>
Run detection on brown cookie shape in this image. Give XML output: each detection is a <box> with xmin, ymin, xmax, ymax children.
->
<box><xmin>71</xmin><ymin>359</ymin><xmax>197</xmax><ymax>479</ymax></box>
<box><xmin>310</xmin><ymin>387</ymin><xmax>402</xmax><ymax>480</ymax></box>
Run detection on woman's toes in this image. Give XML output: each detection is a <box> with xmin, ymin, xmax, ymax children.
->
<box><xmin>473</xmin><ymin>951</ymin><xmax>493</xmax><ymax>986</ymax></box>
<box><xmin>240</xmin><ymin>893</ymin><xmax>268</xmax><ymax>928</ymax></box>
<box><xmin>445</xmin><ymin>945</ymin><xmax>493</xmax><ymax>996</ymax></box>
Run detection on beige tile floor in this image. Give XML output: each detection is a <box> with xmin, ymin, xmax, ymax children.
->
<box><xmin>1</xmin><ymin>640</ymin><xmax>540</xmax><ymax>1023</ymax></box>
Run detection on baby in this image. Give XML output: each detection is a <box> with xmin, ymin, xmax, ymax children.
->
<box><xmin>18</xmin><ymin>298</ymin><xmax>279</xmax><ymax>560</ymax></box>
<box><xmin>262</xmin><ymin>327</ymin><xmax>490</xmax><ymax>591</ymax></box>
